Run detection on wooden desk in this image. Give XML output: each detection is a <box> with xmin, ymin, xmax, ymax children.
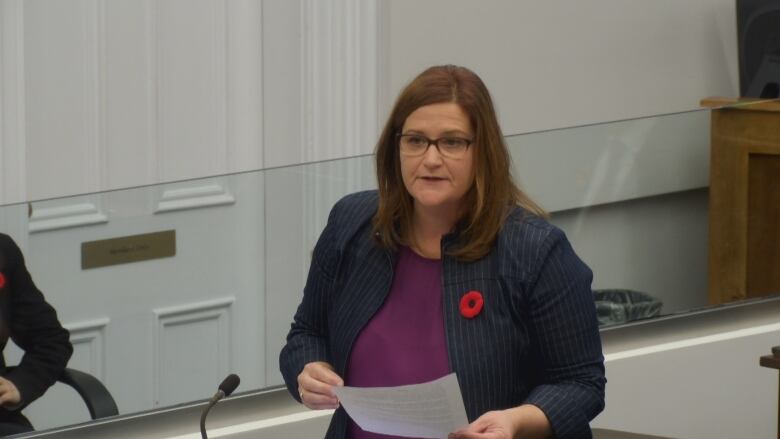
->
<box><xmin>760</xmin><ymin>346</ymin><xmax>780</xmax><ymax>439</ymax></box>
<box><xmin>700</xmin><ymin>97</ymin><xmax>780</xmax><ymax>305</ymax></box>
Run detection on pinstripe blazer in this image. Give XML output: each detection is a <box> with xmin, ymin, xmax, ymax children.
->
<box><xmin>279</xmin><ymin>190</ymin><xmax>605</xmax><ymax>439</ymax></box>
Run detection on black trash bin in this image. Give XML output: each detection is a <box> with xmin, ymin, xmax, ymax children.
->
<box><xmin>593</xmin><ymin>289</ymin><xmax>663</xmax><ymax>326</ymax></box>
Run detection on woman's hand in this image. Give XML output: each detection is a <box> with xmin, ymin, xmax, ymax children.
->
<box><xmin>448</xmin><ymin>405</ymin><xmax>552</xmax><ymax>439</ymax></box>
<box><xmin>297</xmin><ymin>361</ymin><xmax>343</xmax><ymax>410</ymax></box>
<box><xmin>0</xmin><ymin>376</ymin><xmax>21</xmax><ymax>407</ymax></box>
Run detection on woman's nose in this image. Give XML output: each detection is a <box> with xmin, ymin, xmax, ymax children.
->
<box><xmin>421</xmin><ymin>142</ymin><xmax>443</xmax><ymax>165</ymax></box>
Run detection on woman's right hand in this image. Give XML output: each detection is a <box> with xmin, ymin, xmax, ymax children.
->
<box><xmin>297</xmin><ymin>361</ymin><xmax>344</xmax><ymax>409</ymax></box>
<box><xmin>0</xmin><ymin>377</ymin><xmax>21</xmax><ymax>407</ymax></box>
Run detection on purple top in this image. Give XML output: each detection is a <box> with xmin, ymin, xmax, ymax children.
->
<box><xmin>345</xmin><ymin>246</ymin><xmax>451</xmax><ymax>439</ymax></box>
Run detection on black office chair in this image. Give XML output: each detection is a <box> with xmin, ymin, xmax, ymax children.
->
<box><xmin>5</xmin><ymin>366</ymin><xmax>118</xmax><ymax>420</ymax></box>
<box><xmin>57</xmin><ymin>368</ymin><xmax>118</xmax><ymax>420</ymax></box>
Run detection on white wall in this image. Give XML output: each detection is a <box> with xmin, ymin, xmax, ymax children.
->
<box><xmin>598</xmin><ymin>328</ymin><xmax>779</xmax><ymax>438</ymax></box>
<box><xmin>1</xmin><ymin>0</ymin><xmax>740</xmax><ymax>204</ymax></box>
<box><xmin>0</xmin><ymin>0</ymin><xmax>380</xmax><ymax>205</ymax></box>
<box><xmin>595</xmin><ymin>301</ymin><xmax>780</xmax><ymax>438</ymax></box>
<box><xmin>385</xmin><ymin>0</ymin><xmax>738</xmax><ymax>135</ymax></box>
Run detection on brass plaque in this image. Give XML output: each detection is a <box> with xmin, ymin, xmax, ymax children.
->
<box><xmin>82</xmin><ymin>230</ymin><xmax>176</xmax><ymax>269</ymax></box>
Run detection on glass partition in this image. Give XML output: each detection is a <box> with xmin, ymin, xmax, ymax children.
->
<box><xmin>2</xmin><ymin>103</ymin><xmax>779</xmax><ymax>432</ymax></box>
<box><xmin>506</xmin><ymin>108</ymin><xmax>713</xmax><ymax>325</ymax></box>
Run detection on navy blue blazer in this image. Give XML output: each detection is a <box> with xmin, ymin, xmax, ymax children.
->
<box><xmin>280</xmin><ymin>191</ymin><xmax>605</xmax><ymax>439</ymax></box>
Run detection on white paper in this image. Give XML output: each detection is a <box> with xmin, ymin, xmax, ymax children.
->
<box><xmin>332</xmin><ymin>373</ymin><xmax>469</xmax><ymax>439</ymax></box>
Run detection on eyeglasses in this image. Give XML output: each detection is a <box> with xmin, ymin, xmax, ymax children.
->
<box><xmin>396</xmin><ymin>133</ymin><xmax>473</xmax><ymax>159</ymax></box>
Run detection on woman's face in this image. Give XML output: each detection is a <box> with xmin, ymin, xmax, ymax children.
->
<box><xmin>399</xmin><ymin>102</ymin><xmax>475</xmax><ymax>217</ymax></box>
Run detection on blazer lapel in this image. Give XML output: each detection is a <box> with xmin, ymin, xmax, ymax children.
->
<box><xmin>330</xmin><ymin>235</ymin><xmax>395</xmax><ymax>376</ymax></box>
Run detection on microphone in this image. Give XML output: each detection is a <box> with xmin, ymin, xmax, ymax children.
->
<box><xmin>200</xmin><ymin>374</ymin><xmax>240</xmax><ymax>439</ymax></box>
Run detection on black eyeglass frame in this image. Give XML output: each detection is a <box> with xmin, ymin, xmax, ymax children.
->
<box><xmin>395</xmin><ymin>133</ymin><xmax>474</xmax><ymax>158</ymax></box>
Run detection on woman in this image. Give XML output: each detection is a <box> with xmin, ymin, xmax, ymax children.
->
<box><xmin>0</xmin><ymin>233</ymin><xmax>73</xmax><ymax>435</ymax></box>
<box><xmin>280</xmin><ymin>65</ymin><xmax>605</xmax><ymax>439</ymax></box>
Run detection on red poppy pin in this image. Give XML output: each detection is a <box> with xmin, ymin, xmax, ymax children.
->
<box><xmin>0</xmin><ymin>272</ymin><xmax>5</xmax><ymax>289</ymax></box>
<box><xmin>459</xmin><ymin>290</ymin><xmax>484</xmax><ymax>319</ymax></box>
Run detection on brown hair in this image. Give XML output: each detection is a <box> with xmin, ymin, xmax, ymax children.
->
<box><xmin>373</xmin><ymin>65</ymin><xmax>546</xmax><ymax>261</ymax></box>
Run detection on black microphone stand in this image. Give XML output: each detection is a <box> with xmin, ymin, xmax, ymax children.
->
<box><xmin>200</xmin><ymin>390</ymin><xmax>226</xmax><ymax>439</ymax></box>
<box><xmin>200</xmin><ymin>374</ymin><xmax>240</xmax><ymax>439</ymax></box>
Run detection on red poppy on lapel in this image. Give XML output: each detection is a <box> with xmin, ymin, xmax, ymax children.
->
<box><xmin>0</xmin><ymin>272</ymin><xmax>5</xmax><ymax>289</ymax></box>
<box><xmin>459</xmin><ymin>290</ymin><xmax>484</xmax><ymax>318</ymax></box>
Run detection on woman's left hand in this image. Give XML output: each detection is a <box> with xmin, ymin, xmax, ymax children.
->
<box><xmin>448</xmin><ymin>405</ymin><xmax>552</xmax><ymax>439</ymax></box>
<box><xmin>448</xmin><ymin>410</ymin><xmax>516</xmax><ymax>439</ymax></box>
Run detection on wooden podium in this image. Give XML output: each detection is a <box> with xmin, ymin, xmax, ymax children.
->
<box><xmin>701</xmin><ymin>97</ymin><xmax>780</xmax><ymax>305</ymax></box>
